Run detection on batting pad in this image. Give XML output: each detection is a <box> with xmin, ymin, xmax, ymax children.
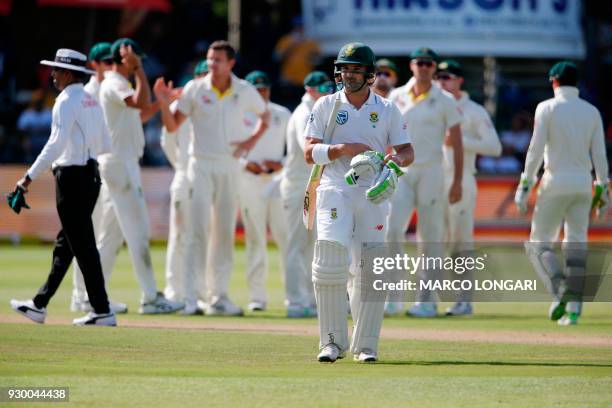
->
<box><xmin>525</xmin><ymin>242</ymin><xmax>564</xmax><ymax>298</ymax></box>
<box><xmin>312</xmin><ymin>240</ymin><xmax>349</xmax><ymax>351</ymax></box>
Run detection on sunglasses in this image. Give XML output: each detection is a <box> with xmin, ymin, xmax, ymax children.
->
<box><xmin>436</xmin><ymin>73</ymin><xmax>456</xmax><ymax>80</ymax></box>
<box><xmin>413</xmin><ymin>60</ymin><xmax>434</xmax><ymax>67</ymax></box>
<box><xmin>376</xmin><ymin>71</ymin><xmax>392</xmax><ymax>78</ymax></box>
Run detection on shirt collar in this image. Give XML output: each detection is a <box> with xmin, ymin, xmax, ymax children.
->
<box><xmin>63</xmin><ymin>83</ymin><xmax>84</xmax><ymax>94</ymax></box>
<box><xmin>554</xmin><ymin>86</ymin><xmax>579</xmax><ymax>99</ymax></box>
<box><xmin>339</xmin><ymin>89</ymin><xmax>378</xmax><ymax>108</ymax></box>
<box><xmin>104</xmin><ymin>70</ymin><xmax>128</xmax><ymax>83</ymax></box>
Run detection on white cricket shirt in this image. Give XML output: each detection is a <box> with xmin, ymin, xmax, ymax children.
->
<box><xmin>243</xmin><ymin>101</ymin><xmax>289</xmax><ymax>163</ymax></box>
<box><xmin>443</xmin><ymin>92</ymin><xmax>501</xmax><ymax>176</ymax></box>
<box><xmin>283</xmin><ymin>93</ymin><xmax>315</xmax><ymax>188</ymax></box>
<box><xmin>84</xmin><ymin>75</ymin><xmax>101</xmax><ymax>101</ymax></box>
<box><xmin>176</xmin><ymin>73</ymin><xmax>266</xmax><ymax>158</ymax></box>
<box><xmin>99</xmin><ymin>70</ymin><xmax>145</xmax><ymax>160</ymax></box>
<box><xmin>27</xmin><ymin>83</ymin><xmax>111</xmax><ymax>180</ymax></box>
<box><xmin>161</xmin><ymin>100</ymin><xmax>191</xmax><ymax>172</ymax></box>
<box><xmin>524</xmin><ymin>86</ymin><xmax>609</xmax><ymax>194</ymax></box>
<box><xmin>390</xmin><ymin>80</ymin><xmax>461</xmax><ymax>167</ymax></box>
<box><xmin>304</xmin><ymin>90</ymin><xmax>410</xmax><ymax>187</ymax></box>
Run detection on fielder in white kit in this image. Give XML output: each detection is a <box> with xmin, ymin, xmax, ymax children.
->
<box><xmin>304</xmin><ymin>43</ymin><xmax>413</xmax><ymax>363</ymax></box>
<box><xmin>154</xmin><ymin>41</ymin><xmax>268</xmax><ymax>316</ymax></box>
<box><xmin>94</xmin><ymin>38</ymin><xmax>183</xmax><ymax>314</ymax></box>
<box><xmin>239</xmin><ymin>70</ymin><xmax>290</xmax><ymax>312</ymax></box>
<box><xmin>436</xmin><ymin>60</ymin><xmax>502</xmax><ymax>316</ymax></box>
<box><xmin>515</xmin><ymin>61</ymin><xmax>609</xmax><ymax>326</ymax></box>
<box><xmin>385</xmin><ymin>47</ymin><xmax>464</xmax><ymax>318</ymax></box>
<box><xmin>280</xmin><ymin>71</ymin><xmax>333</xmax><ymax>318</ymax></box>
<box><xmin>161</xmin><ymin>60</ymin><xmax>208</xmax><ymax>315</ymax></box>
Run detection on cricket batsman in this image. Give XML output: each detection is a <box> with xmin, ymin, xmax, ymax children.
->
<box><xmin>436</xmin><ymin>60</ymin><xmax>502</xmax><ymax>316</ymax></box>
<box><xmin>515</xmin><ymin>61</ymin><xmax>609</xmax><ymax>326</ymax></box>
<box><xmin>304</xmin><ymin>42</ymin><xmax>413</xmax><ymax>362</ymax></box>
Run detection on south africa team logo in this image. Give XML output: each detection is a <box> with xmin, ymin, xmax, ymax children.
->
<box><xmin>336</xmin><ymin>110</ymin><xmax>348</xmax><ymax>125</ymax></box>
<box><xmin>369</xmin><ymin>112</ymin><xmax>379</xmax><ymax>123</ymax></box>
<box><xmin>331</xmin><ymin>208</ymin><xmax>338</xmax><ymax>219</ymax></box>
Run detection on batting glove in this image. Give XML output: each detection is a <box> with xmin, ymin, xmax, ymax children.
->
<box><xmin>366</xmin><ymin>164</ymin><xmax>398</xmax><ymax>204</ymax></box>
<box><xmin>345</xmin><ymin>151</ymin><xmax>384</xmax><ymax>186</ymax></box>
<box><xmin>514</xmin><ymin>173</ymin><xmax>534</xmax><ymax>215</ymax></box>
<box><xmin>591</xmin><ymin>181</ymin><xmax>610</xmax><ymax>219</ymax></box>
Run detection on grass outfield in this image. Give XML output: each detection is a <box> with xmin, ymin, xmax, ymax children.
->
<box><xmin>1</xmin><ymin>244</ymin><xmax>611</xmax><ymax>407</ymax></box>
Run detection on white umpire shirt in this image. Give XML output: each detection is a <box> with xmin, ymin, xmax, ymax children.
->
<box><xmin>27</xmin><ymin>83</ymin><xmax>110</xmax><ymax>180</ymax></box>
<box><xmin>443</xmin><ymin>92</ymin><xmax>501</xmax><ymax>176</ymax></box>
<box><xmin>304</xmin><ymin>90</ymin><xmax>410</xmax><ymax>187</ymax></box>
<box><xmin>243</xmin><ymin>102</ymin><xmax>290</xmax><ymax>164</ymax></box>
<box><xmin>176</xmin><ymin>73</ymin><xmax>266</xmax><ymax>158</ymax></box>
<box><xmin>390</xmin><ymin>79</ymin><xmax>461</xmax><ymax>167</ymax></box>
<box><xmin>524</xmin><ymin>86</ymin><xmax>609</xmax><ymax>195</ymax></box>
<box><xmin>283</xmin><ymin>93</ymin><xmax>315</xmax><ymax>194</ymax></box>
<box><xmin>99</xmin><ymin>70</ymin><xmax>145</xmax><ymax>160</ymax></box>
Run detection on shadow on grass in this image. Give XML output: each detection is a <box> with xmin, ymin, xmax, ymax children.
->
<box><xmin>376</xmin><ymin>360</ymin><xmax>612</xmax><ymax>368</ymax></box>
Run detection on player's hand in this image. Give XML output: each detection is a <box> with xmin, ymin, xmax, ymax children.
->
<box><xmin>153</xmin><ymin>78</ymin><xmax>174</xmax><ymax>105</ymax></box>
<box><xmin>384</xmin><ymin>154</ymin><xmax>401</xmax><ymax>166</ymax></box>
<box><xmin>120</xmin><ymin>44</ymin><xmax>142</xmax><ymax>71</ymax></box>
<box><xmin>341</xmin><ymin>143</ymin><xmax>373</xmax><ymax>158</ymax></box>
<box><xmin>245</xmin><ymin>161</ymin><xmax>264</xmax><ymax>175</ymax></box>
<box><xmin>449</xmin><ymin>180</ymin><xmax>462</xmax><ymax>204</ymax></box>
<box><xmin>16</xmin><ymin>176</ymin><xmax>30</xmax><ymax>193</ymax></box>
<box><xmin>262</xmin><ymin>160</ymin><xmax>283</xmax><ymax>173</ymax></box>
<box><xmin>514</xmin><ymin>175</ymin><xmax>533</xmax><ymax>215</ymax></box>
<box><xmin>231</xmin><ymin>136</ymin><xmax>258</xmax><ymax>158</ymax></box>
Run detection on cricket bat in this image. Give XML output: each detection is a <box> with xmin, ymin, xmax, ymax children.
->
<box><xmin>302</xmin><ymin>93</ymin><xmax>341</xmax><ymax>230</ymax></box>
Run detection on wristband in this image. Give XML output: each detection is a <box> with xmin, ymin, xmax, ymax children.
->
<box><xmin>312</xmin><ymin>144</ymin><xmax>332</xmax><ymax>165</ymax></box>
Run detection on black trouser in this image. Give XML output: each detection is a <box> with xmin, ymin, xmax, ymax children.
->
<box><xmin>33</xmin><ymin>159</ymin><xmax>110</xmax><ymax>314</ymax></box>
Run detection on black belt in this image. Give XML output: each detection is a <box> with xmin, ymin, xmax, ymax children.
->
<box><xmin>52</xmin><ymin>159</ymin><xmax>98</xmax><ymax>175</ymax></box>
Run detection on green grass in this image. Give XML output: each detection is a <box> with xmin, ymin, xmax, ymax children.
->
<box><xmin>1</xmin><ymin>245</ymin><xmax>611</xmax><ymax>407</ymax></box>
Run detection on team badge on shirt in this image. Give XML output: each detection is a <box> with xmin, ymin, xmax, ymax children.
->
<box><xmin>331</xmin><ymin>208</ymin><xmax>338</xmax><ymax>219</ymax></box>
<box><xmin>369</xmin><ymin>112</ymin><xmax>379</xmax><ymax>123</ymax></box>
<box><xmin>336</xmin><ymin>110</ymin><xmax>348</xmax><ymax>125</ymax></box>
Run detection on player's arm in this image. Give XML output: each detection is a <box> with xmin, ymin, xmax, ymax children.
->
<box><xmin>386</xmin><ymin>143</ymin><xmax>413</xmax><ymax>167</ymax></box>
<box><xmin>304</xmin><ymin>137</ymin><xmax>372</xmax><ymax>165</ymax></box>
<box><xmin>446</xmin><ymin>124</ymin><xmax>463</xmax><ymax>203</ymax></box>
<box><xmin>463</xmin><ymin>108</ymin><xmax>502</xmax><ymax>157</ymax></box>
<box><xmin>232</xmin><ymin>110</ymin><xmax>270</xmax><ymax>156</ymax></box>
<box><xmin>153</xmin><ymin>77</ymin><xmax>187</xmax><ymax>133</ymax></box>
<box><xmin>523</xmin><ymin>104</ymin><xmax>548</xmax><ymax>182</ymax></box>
<box><xmin>590</xmin><ymin>111</ymin><xmax>609</xmax><ymax>186</ymax></box>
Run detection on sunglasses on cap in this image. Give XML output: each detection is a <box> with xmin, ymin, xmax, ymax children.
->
<box><xmin>435</xmin><ymin>73</ymin><xmax>457</xmax><ymax>80</ymax></box>
<box><xmin>412</xmin><ymin>59</ymin><xmax>434</xmax><ymax>67</ymax></box>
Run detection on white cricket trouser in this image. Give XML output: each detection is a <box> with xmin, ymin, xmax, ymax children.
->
<box><xmin>530</xmin><ymin>190</ymin><xmax>591</xmax><ymax>244</ymax></box>
<box><xmin>315</xmin><ymin>185</ymin><xmax>388</xmax><ymax>354</ymax></box>
<box><xmin>96</xmin><ymin>157</ymin><xmax>158</xmax><ymax>302</ymax></box>
<box><xmin>386</xmin><ymin>163</ymin><xmax>445</xmax><ymax>302</ymax></box>
<box><xmin>183</xmin><ymin>155</ymin><xmax>239</xmax><ymax>305</ymax></box>
<box><xmin>280</xmin><ymin>180</ymin><xmax>316</xmax><ymax>308</ymax></box>
<box><xmin>444</xmin><ymin>172</ymin><xmax>477</xmax><ymax>253</ymax></box>
<box><xmin>240</xmin><ymin>172</ymin><xmax>288</xmax><ymax>304</ymax></box>
<box><xmin>163</xmin><ymin>169</ymin><xmax>192</xmax><ymax>301</ymax></box>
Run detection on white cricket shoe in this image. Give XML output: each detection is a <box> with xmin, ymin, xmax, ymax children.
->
<box><xmin>406</xmin><ymin>302</ymin><xmax>437</xmax><ymax>318</ymax></box>
<box><xmin>384</xmin><ymin>301</ymin><xmax>403</xmax><ymax>317</ymax></box>
<box><xmin>10</xmin><ymin>299</ymin><xmax>46</xmax><ymax>324</ymax></box>
<box><xmin>549</xmin><ymin>300</ymin><xmax>566</xmax><ymax>321</ymax></box>
<box><xmin>317</xmin><ymin>344</ymin><xmax>345</xmax><ymax>363</ymax></box>
<box><xmin>557</xmin><ymin>312</ymin><xmax>579</xmax><ymax>326</ymax></box>
<box><xmin>247</xmin><ymin>301</ymin><xmax>266</xmax><ymax>312</ymax></box>
<box><xmin>354</xmin><ymin>349</ymin><xmax>378</xmax><ymax>363</ymax></box>
<box><xmin>73</xmin><ymin>312</ymin><xmax>117</xmax><ymax>326</ymax></box>
<box><xmin>287</xmin><ymin>304</ymin><xmax>317</xmax><ymax>318</ymax></box>
<box><xmin>71</xmin><ymin>298</ymin><xmax>128</xmax><ymax>314</ymax></box>
<box><xmin>445</xmin><ymin>302</ymin><xmax>473</xmax><ymax>316</ymax></box>
<box><xmin>205</xmin><ymin>296</ymin><xmax>244</xmax><ymax>316</ymax></box>
<box><xmin>139</xmin><ymin>292</ymin><xmax>184</xmax><ymax>314</ymax></box>
<box><xmin>180</xmin><ymin>300</ymin><xmax>204</xmax><ymax>316</ymax></box>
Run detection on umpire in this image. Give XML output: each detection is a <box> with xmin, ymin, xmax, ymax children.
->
<box><xmin>10</xmin><ymin>49</ymin><xmax>116</xmax><ymax>326</ymax></box>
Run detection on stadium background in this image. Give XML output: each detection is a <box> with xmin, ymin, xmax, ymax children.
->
<box><xmin>0</xmin><ymin>0</ymin><xmax>610</xmax><ymax>241</ymax></box>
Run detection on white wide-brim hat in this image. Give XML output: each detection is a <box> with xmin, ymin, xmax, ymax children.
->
<box><xmin>40</xmin><ymin>48</ymin><xmax>94</xmax><ymax>74</ymax></box>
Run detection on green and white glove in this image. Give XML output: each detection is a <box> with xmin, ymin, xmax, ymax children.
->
<box><xmin>591</xmin><ymin>181</ymin><xmax>610</xmax><ymax>219</ymax></box>
<box><xmin>514</xmin><ymin>173</ymin><xmax>534</xmax><ymax>215</ymax></box>
<box><xmin>345</xmin><ymin>151</ymin><xmax>385</xmax><ymax>186</ymax></box>
<box><xmin>366</xmin><ymin>163</ymin><xmax>399</xmax><ymax>204</ymax></box>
